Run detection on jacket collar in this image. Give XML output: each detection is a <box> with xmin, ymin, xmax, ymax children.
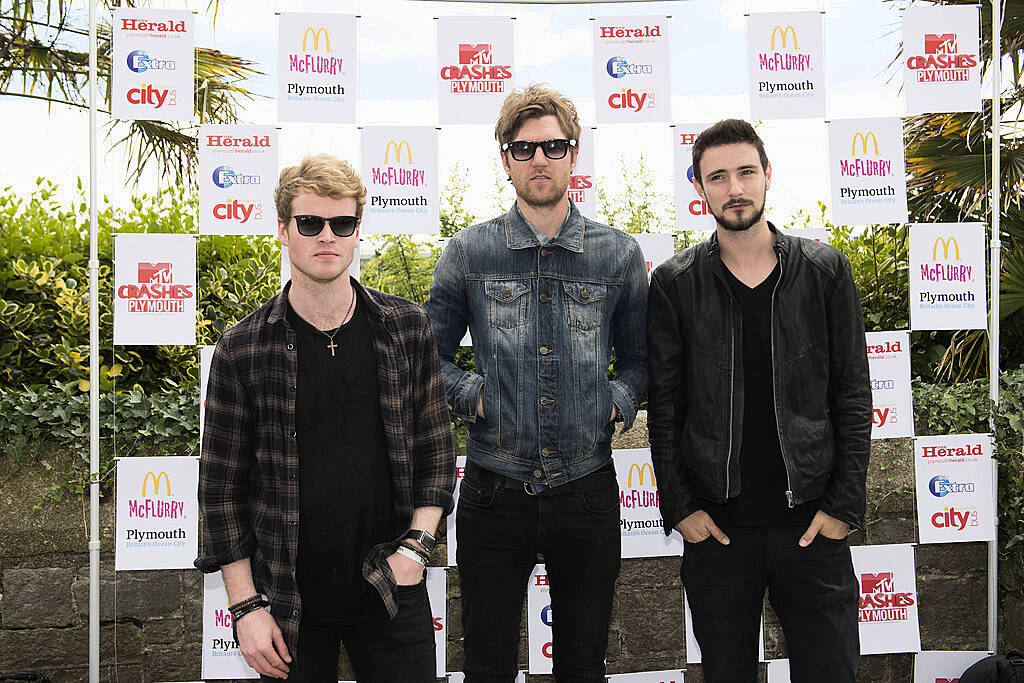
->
<box><xmin>503</xmin><ymin>200</ymin><xmax>585</xmax><ymax>253</ymax></box>
<box><xmin>704</xmin><ymin>220</ymin><xmax>789</xmax><ymax>259</ymax></box>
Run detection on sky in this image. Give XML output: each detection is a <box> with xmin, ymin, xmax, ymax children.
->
<box><xmin>1</xmin><ymin>0</ymin><xmax>914</xmax><ymax>230</ymax></box>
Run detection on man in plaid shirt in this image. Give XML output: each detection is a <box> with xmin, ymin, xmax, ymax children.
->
<box><xmin>196</xmin><ymin>154</ymin><xmax>456</xmax><ymax>681</ymax></box>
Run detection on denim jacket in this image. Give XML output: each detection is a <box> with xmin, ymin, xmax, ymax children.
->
<box><xmin>424</xmin><ymin>201</ymin><xmax>649</xmax><ymax>491</ymax></box>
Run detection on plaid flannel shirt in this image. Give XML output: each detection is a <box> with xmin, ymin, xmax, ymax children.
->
<box><xmin>195</xmin><ymin>280</ymin><xmax>456</xmax><ymax>658</ymax></box>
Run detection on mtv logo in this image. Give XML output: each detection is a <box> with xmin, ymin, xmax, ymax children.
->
<box><xmin>138</xmin><ymin>262</ymin><xmax>172</xmax><ymax>284</ymax></box>
<box><xmin>925</xmin><ymin>33</ymin><xmax>957</xmax><ymax>54</ymax></box>
<box><xmin>861</xmin><ymin>572</ymin><xmax>894</xmax><ymax>594</ymax></box>
<box><xmin>459</xmin><ymin>43</ymin><xmax>492</xmax><ymax>65</ymax></box>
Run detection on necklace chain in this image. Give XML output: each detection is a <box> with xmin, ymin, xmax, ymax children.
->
<box><xmin>320</xmin><ymin>288</ymin><xmax>356</xmax><ymax>357</ymax></box>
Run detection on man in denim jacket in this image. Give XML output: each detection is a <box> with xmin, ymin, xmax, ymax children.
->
<box><xmin>424</xmin><ymin>84</ymin><xmax>648</xmax><ymax>682</ymax></box>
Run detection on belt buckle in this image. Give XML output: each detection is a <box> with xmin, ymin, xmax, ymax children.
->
<box><xmin>523</xmin><ymin>480</ymin><xmax>539</xmax><ymax>496</ymax></box>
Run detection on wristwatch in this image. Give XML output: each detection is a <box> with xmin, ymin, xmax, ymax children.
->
<box><xmin>404</xmin><ymin>528</ymin><xmax>437</xmax><ymax>553</ymax></box>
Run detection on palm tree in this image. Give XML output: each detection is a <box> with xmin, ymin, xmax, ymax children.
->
<box><xmin>0</xmin><ymin>0</ymin><xmax>261</xmax><ymax>186</ymax></box>
<box><xmin>897</xmin><ymin>0</ymin><xmax>1024</xmax><ymax>379</ymax></box>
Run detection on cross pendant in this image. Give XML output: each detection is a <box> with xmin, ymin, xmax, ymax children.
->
<box><xmin>326</xmin><ymin>340</ymin><xmax>338</xmax><ymax>357</ymax></box>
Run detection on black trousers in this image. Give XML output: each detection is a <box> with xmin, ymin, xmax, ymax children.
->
<box><xmin>261</xmin><ymin>580</ymin><xmax>436</xmax><ymax>683</ymax></box>
<box><xmin>682</xmin><ymin>525</ymin><xmax>860</xmax><ymax>683</ymax></box>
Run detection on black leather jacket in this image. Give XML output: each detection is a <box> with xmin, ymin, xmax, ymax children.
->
<box><xmin>647</xmin><ymin>225</ymin><xmax>872</xmax><ymax>532</ymax></box>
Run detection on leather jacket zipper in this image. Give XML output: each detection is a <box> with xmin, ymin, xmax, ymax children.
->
<box><xmin>725</xmin><ymin>312</ymin><xmax>735</xmax><ymax>499</ymax></box>
<box><xmin>770</xmin><ymin>253</ymin><xmax>796</xmax><ymax>508</ymax></box>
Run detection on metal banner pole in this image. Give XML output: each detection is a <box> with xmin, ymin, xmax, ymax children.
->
<box><xmin>88</xmin><ymin>0</ymin><xmax>100</xmax><ymax>680</ymax></box>
<box><xmin>988</xmin><ymin>0</ymin><xmax>1002</xmax><ymax>654</ymax></box>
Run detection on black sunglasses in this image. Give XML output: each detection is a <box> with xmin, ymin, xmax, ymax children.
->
<box><xmin>292</xmin><ymin>214</ymin><xmax>359</xmax><ymax>237</ymax></box>
<box><xmin>501</xmin><ymin>138</ymin><xmax>577</xmax><ymax>162</ymax></box>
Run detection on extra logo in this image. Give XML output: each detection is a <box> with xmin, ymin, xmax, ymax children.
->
<box><xmin>928</xmin><ymin>475</ymin><xmax>976</xmax><ymax>497</ymax></box>
<box><xmin>212</xmin><ymin>166</ymin><xmax>260</xmax><ymax>189</ymax></box>
<box><xmin>907</xmin><ymin>32</ymin><xmax>978</xmax><ymax>83</ymax></box>
<box><xmin>930</xmin><ymin>505</ymin><xmax>979</xmax><ymax>531</ymax></box>
<box><xmin>608</xmin><ymin>88</ymin><xmax>654</xmax><ymax>112</ymax></box>
<box><xmin>125</xmin><ymin>84</ymin><xmax>176</xmax><ymax>109</ymax></box>
<box><xmin>605</xmin><ymin>56</ymin><xmax>653</xmax><ymax>78</ymax></box>
<box><xmin>213</xmin><ymin>199</ymin><xmax>263</xmax><ymax>224</ymax></box>
<box><xmin>758</xmin><ymin>24</ymin><xmax>812</xmax><ymax>71</ymax></box>
<box><xmin>859</xmin><ymin>571</ymin><xmax>915</xmax><ymax>622</ymax></box>
<box><xmin>922</xmin><ymin>236</ymin><xmax>973</xmax><ymax>283</ymax></box>
<box><xmin>440</xmin><ymin>43</ymin><xmax>512</xmax><ymax>94</ymax></box>
<box><xmin>371</xmin><ymin>140</ymin><xmax>426</xmax><ymax>187</ymax></box>
<box><xmin>127</xmin><ymin>50</ymin><xmax>175</xmax><ymax>73</ymax></box>
<box><xmin>289</xmin><ymin>25</ymin><xmax>343</xmax><ymax>74</ymax></box>
<box><xmin>870</xmin><ymin>378</ymin><xmax>895</xmax><ymax>391</ymax></box>
<box><xmin>118</xmin><ymin>262</ymin><xmax>193</xmax><ymax>313</ymax></box>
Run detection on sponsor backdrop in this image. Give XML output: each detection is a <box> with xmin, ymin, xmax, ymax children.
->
<box><xmin>199</xmin><ymin>124</ymin><xmax>279</xmax><ymax>236</ymax></box>
<box><xmin>852</xmin><ymin>544</ymin><xmax>922</xmax><ymax>655</ymax></box>
<box><xmin>115</xmin><ymin>456</ymin><xmax>198</xmax><ymax>570</ymax></box>
<box><xmin>866</xmin><ymin>331</ymin><xmax>914</xmax><ymax>440</ymax></box>
<box><xmin>767</xmin><ymin>659</ymin><xmax>791</xmax><ymax>683</ymax></box>
<box><xmin>200</xmin><ymin>345</ymin><xmax>214</xmax><ymax>437</ymax></box>
<box><xmin>593</xmin><ymin>16</ymin><xmax>672</xmax><ymax>124</ymax></box>
<box><xmin>571</xmin><ymin>127</ymin><xmax>597</xmax><ymax>219</ymax></box>
<box><xmin>827</xmin><ymin>117</ymin><xmax>909</xmax><ymax>226</ymax></box>
<box><xmin>909</xmin><ymin>223</ymin><xmax>988</xmax><ymax>331</ymax></box>
<box><xmin>673</xmin><ymin>122</ymin><xmax>716</xmax><ymax>232</ymax></box>
<box><xmin>527</xmin><ymin>564</ymin><xmax>553</xmax><ymax>675</ymax></box>
<box><xmin>447</xmin><ymin>455</ymin><xmax>467</xmax><ymax>567</ymax></box>
<box><xmin>913</xmin><ymin>651</ymin><xmax>991</xmax><ymax>683</ymax></box>
<box><xmin>277</xmin><ymin>13</ymin><xmax>357</xmax><ymax>123</ymax></box>
<box><xmin>360</xmin><ymin>126</ymin><xmax>440</xmax><ymax>234</ymax></box>
<box><xmin>202</xmin><ymin>571</ymin><xmax>258</xmax><ymax>679</ymax></box>
<box><xmin>902</xmin><ymin>5</ymin><xmax>982</xmax><ymax>115</ymax></box>
<box><xmin>111</xmin><ymin>8</ymin><xmax>194</xmax><ymax>121</ymax></box>
<box><xmin>746</xmin><ymin>11</ymin><xmax>825</xmax><ymax>119</ymax></box>
<box><xmin>613</xmin><ymin>448</ymin><xmax>682</xmax><ymax>558</ymax></box>
<box><xmin>634</xmin><ymin>234</ymin><xmax>676</xmax><ymax>284</ymax></box>
<box><xmin>436</xmin><ymin>16</ymin><xmax>514</xmax><ymax>124</ymax></box>
<box><xmin>113</xmin><ymin>233</ymin><xmax>196</xmax><ymax>345</ymax></box>
<box><xmin>914</xmin><ymin>434</ymin><xmax>996</xmax><ymax>544</ymax></box>
<box><xmin>426</xmin><ymin>567</ymin><xmax>447</xmax><ymax>678</ymax></box>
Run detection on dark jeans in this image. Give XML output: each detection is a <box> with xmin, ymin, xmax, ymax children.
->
<box><xmin>682</xmin><ymin>525</ymin><xmax>860</xmax><ymax>683</ymax></box>
<box><xmin>261</xmin><ymin>580</ymin><xmax>435</xmax><ymax>683</ymax></box>
<box><xmin>456</xmin><ymin>462</ymin><xmax>621</xmax><ymax>683</ymax></box>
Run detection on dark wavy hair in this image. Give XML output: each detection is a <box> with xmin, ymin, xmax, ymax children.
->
<box><xmin>691</xmin><ymin>119</ymin><xmax>769</xmax><ymax>187</ymax></box>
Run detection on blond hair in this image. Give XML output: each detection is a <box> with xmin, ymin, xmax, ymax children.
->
<box><xmin>274</xmin><ymin>154</ymin><xmax>367</xmax><ymax>222</ymax></box>
<box><xmin>494</xmin><ymin>83</ymin><xmax>581</xmax><ymax>151</ymax></box>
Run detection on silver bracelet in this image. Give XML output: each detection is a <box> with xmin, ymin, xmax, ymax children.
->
<box><xmin>395</xmin><ymin>544</ymin><xmax>427</xmax><ymax>566</ymax></box>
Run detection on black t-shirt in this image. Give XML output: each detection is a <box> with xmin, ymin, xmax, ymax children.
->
<box><xmin>700</xmin><ymin>261</ymin><xmax>818</xmax><ymax>528</ymax></box>
<box><xmin>287</xmin><ymin>289</ymin><xmax>395</xmax><ymax>625</ymax></box>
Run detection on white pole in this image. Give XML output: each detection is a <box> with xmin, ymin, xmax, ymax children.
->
<box><xmin>88</xmin><ymin>0</ymin><xmax>100</xmax><ymax>680</ymax></box>
<box><xmin>988</xmin><ymin>0</ymin><xmax>1002</xmax><ymax>654</ymax></box>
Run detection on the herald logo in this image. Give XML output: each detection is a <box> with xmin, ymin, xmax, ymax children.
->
<box><xmin>213</xmin><ymin>199</ymin><xmax>260</xmax><ymax>223</ymax></box>
<box><xmin>931</xmin><ymin>506</ymin><xmax>972</xmax><ymax>530</ymax></box>
<box><xmin>925</xmin><ymin>34</ymin><xmax>957</xmax><ymax>54</ymax></box>
<box><xmin>608</xmin><ymin>88</ymin><xmax>649</xmax><ymax>111</ymax></box>
<box><xmin>861</xmin><ymin>572</ymin><xmax>894</xmax><ymax>594</ymax></box>
<box><xmin>459</xmin><ymin>43</ymin><xmax>491</xmax><ymax>65</ymax></box>
<box><xmin>689</xmin><ymin>199</ymin><xmax>710</xmax><ymax>216</ymax></box>
<box><xmin>138</xmin><ymin>262</ymin><xmax>172</xmax><ymax>284</ymax></box>
<box><xmin>126</xmin><ymin>84</ymin><xmax>173</xmax><ymax>108</ymax></box>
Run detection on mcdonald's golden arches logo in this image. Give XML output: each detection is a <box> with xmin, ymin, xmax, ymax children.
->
<box><xmin>851</xmin><ymin>131</ymin><xmax>879</xmax><ymax>156</ymax></box>
<box><xmin>627</xmin><ymin>462</ymin><xmax>656</xmax><ymax>488</ymax></box>
<box><xmin>770</xmin><ymin>25</ymin><xmax>798</xmax><ymax>50</ymax></box>
<box><xmin>302</xmin><ymin>27</ymin><xmax>330</xmax><ymax>52</ymax></box>
<box><xmin>384</xmin><ymin>139</ymin><xmax>413</xmax><ymax>165</ymax></box>
<box><xmin>933</xmin><ymin>236</ymin><xmax>960</xmax><ymax>261</ymax></box>
<box><xmin>141</xmin><ymin>471</ymin><xmax>171</xmax><ymax>496</ymax></box>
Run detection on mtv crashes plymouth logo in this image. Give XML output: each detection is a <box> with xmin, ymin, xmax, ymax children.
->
<box><xmin>859</xmin><ymin>572</ymin><xmax>915</xmax><ymax>623</ymax></box>
<box><xmin>118</xmin><ymin>262</ymin><xmax>193</xmax><ymax>313</ymax></box>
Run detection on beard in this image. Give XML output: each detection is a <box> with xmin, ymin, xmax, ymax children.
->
<box><xmin>709</xmin><ymin>194</ymin><xmax>766</xmax><ymax>233</ymax></box>
<box><xmin>512</xmin><ymin>172</ymin><xmax>571</xmax><ymax>210</ymax></box>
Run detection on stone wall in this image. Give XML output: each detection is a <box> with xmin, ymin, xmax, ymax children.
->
<box><xmin>1</xmin><ymin>416</ymin><xmax>1019</xmax><ymax>681</ymax></box>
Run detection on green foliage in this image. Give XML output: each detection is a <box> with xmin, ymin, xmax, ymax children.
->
<box><xmin>197</xmin><ymin>236</ymin><xmax>281</xmax><ymax>344</ymax></box>
<box><xmin>360</xmin><ymin>236</ymin><xmax>440</xmax><ymax>307</ymax></box>
<box><xmin>913</xmin><ymin>368</ymin><xmax>1024</xmax><ymax>593</ymax></box>
<box><xmin>0</xmin><ymin>380</ymin><xmax>198</xmax><ymax>501</ymax></box>
<box><xmin>439</xmin><ymin>163</ymin><xmax>476</xmax><ymax>238</ymax></box>
<box><xmin>597</xmin><ymin>154</ymin><xmax>674</xmax><ymax>233</ymax></box>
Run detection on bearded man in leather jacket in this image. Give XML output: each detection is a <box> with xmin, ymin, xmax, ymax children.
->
<box><xmin>647</xmin><ymin>119</ymin><xmax>871</xmax><ymax>683</ymax></box>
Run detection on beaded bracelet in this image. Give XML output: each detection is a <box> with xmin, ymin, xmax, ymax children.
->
<box><xmin>228</xmin><ymin>593</ymin><xmax>267</xmax><ymax>615</ymax></box>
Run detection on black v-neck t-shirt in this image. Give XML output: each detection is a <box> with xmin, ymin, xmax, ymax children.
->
<box><xmin>700</xmin><ymin>262</ymin><xmax>818</xmax><ymax>528</ymax></box>
<box><xmin>287</xmin><ymin>291</ymin><xmax>395</xmax><ymax>625</ymax></box>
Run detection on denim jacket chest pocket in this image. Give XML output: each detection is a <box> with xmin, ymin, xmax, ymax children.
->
<box><xmin>563</xmin><ymin>282</ymin><xmax>607</xmax><ymax>331</ymax></box>
<box><xmin>485</xmin><ymin>279</ymin><xmax>531</xmax><ymax>329</ymax></box>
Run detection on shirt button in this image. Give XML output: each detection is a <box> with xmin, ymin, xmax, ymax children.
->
<box><xmin>539</xmin><ymin>294</ymin><xmax>551</xmax><ymax>303</ymax></box>
<box><xmin>286</xmin><ymin>343</ymin><xmax>294</xmax><ymax>350</ymax></box>
<box><xmin>291</xmin><ymin>431</ymin><xmax>297</xmax><ymax>438</ymax></box>
<box><xmin>533</xmin><ymin>469</ymin><xmax>543</xmax><ymax>478</ymax></box>
<box><xmin>582</xmin><ymin>288</ymin><xmax>590</xmax><ymax>299</ymax></box>
<box><xmin>289</xmin><ymin>385</ymin><xmax>296</xmax><ymax>392</ymax></box>
<box><xmin>292</xmin><ymin>609</ymin><xmax>299</xmax><ymax>617</ymax></box>
<box><xmin>541</xmin><ymin>448</ymin><xmax>550</xmax><ymax>456</ymax></box>
<box><xmin>541</xmin><ymin>249</ymin><xmax>550</xmax><ymax>257</ymax></box>
<box><xmin>540</xmin><ymin>346</ymin><xmax>550</xmax><ymax>355</ymax></box>
<box><xmin>540</xmin><ymin>397</ymin><xmax>555</xmax><ymax>406</ymax></box>
<box><xmin>503</xmin><ymin>288</ymin><xmax>511</xmax><ymax>298</ymax></box>
<box><xmin>289</xmin><ymin>521</ymin><xmax>297</xmax><ymax>526</ymax></box>
<box><xmin>289</xmin><ymin>474</ymin><xmax>296</xmax><ymax>481</ymax></box>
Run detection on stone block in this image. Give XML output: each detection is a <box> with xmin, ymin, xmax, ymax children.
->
<box><xmin>142</xmin><ymin>643</ymin><xmax>202</xmax><ymax>682</ymax></box>
<box><xmin>3</xmin><ymin>567</ymin><xmax>76</xmax><ymax>627</ymax></box>
<box><xmin>143</xmin><ymin>617</ymin><xmax>184</xmax><ymax>645</ymax></box>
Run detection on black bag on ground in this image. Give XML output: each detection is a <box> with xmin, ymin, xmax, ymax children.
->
<box><xmin>960</xmin><ymin>651</ymin><xmax>1024</xmax><ymax>683</ymax></box>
